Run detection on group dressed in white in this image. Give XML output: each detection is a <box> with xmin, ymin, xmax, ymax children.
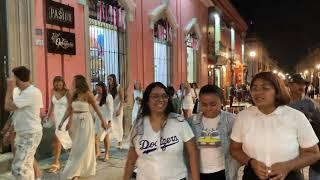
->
<box><xmin>4</xmin><ymin>66</ymin><xmax>127</xmax><ymax>180</ymax></box>
<box><xmin>4</xmin><ymin>66</ymin><xmax>320</xmax><ymax>180</ymax></box>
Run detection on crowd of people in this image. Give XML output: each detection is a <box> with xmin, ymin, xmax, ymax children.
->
<box><xmin>2</xmin><ymin>66</ymin><xmax>320</xmax><ymax>180</ymax></box>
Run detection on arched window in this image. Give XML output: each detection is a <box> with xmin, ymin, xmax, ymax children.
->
<box><xmin>89</xmin><ymin>0</ymin><xmax>127</xmax><ymax>87</ymax></box>
<box><xmin>153</xmin><ymin>18</ymin><xmax>173</xmax><ymax>86</ymax></box>
<box><xmin>184</xmin><ymin>18</ymin><xmax>201</xmax><ymax>83</ymax></box>
<box><xmin>186</xmin><ymin>32</ymin><xmax>199</xmax><ymax>83</ymax></box>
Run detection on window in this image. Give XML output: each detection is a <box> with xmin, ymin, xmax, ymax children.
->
<box><xmin>153</xmin><ymin>19</ymin><xmax>172</xmax><ymax>86</ymax></box>
<box><xmin>186</xmin><ymin>33</ymin><xmax>199</xmax><ymax>83</ymax></box>
<box><xmin>89</xmin><ymin>1</ymin><xmax>127</xmax><ymax>88</ymax></box>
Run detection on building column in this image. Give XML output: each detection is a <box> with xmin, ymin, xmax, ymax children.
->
<box><xmin>0</xmin><ymin>0</ymin><xmax>9</xmax><ymax>130</ymax></box>
<box><xmin>7</xmin><ymin>0</ymin><xmax>35</xmax><ymax>80</ymax></box>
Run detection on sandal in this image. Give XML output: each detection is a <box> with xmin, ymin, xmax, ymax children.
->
<box><xmin>47</xmin><ymin>164</ymin><xmax>60</xmax><ymax>173</ymax></box>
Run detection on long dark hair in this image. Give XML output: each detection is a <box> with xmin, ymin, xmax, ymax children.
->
<box><xmin>140</xmin><ymin>82</ymin><xmax>174</xmax><ymax>117</ymax></box>
<box><xmin>108</xmin><ymin>74</ymin><xmax>118</xmax><ymax>98</ymax></box>
<box><xmin>53</xmin><ymin>76</ymin><xmax>68</xmax><ymax>91</ymax></box>
<box><xmin>96</xmin><ymin>81</ymin><xmax>107</xmax><ymax>106</ymax></box>
<box><xmin>72</xmin><ymin>75</ymin><xmax>89</xmax><ymax>101</ymax></box>
<box><xmin>131</xmin><ymin>82</ymin><xmax>175</xmax><ymax>145</ymax></box>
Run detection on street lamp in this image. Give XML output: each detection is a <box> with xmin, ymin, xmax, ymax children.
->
<box><xmin>249</xmin><ymin>51</ymin><xmax>256</xmax><ymax>58</ymax></box>
<box><xmin>249</xmin><ymin>51</ymin><xmax>256</xmax><ymax>80</ymax></box>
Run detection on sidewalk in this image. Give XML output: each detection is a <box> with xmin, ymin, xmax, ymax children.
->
<box><xmin>0</xmin><ymin>145</ymin><xmax>129</xmax><ymax>180</ymax></box>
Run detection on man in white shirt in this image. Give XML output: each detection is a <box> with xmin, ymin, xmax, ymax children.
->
<box><xmin>5</xmin><ymin>66</ymin><xmax>43</xmax><ymax>180</ymax></box>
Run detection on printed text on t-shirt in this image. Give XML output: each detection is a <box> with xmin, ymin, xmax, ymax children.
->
<box><xmin>139</xmin><ymin>135</ymin><xmax>180</xmax><ymax>154</ymax></box>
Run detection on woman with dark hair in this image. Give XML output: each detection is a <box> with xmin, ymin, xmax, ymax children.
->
<box><xmin>167</xmin><ymin>86</ymin><xmax>182</xmax><ymax>114</ymax></box>
<box><xmin>58</xmin><ymin>75</ymin><xmax>107</xmax><ymax>180</ymax></box>
<box><xmin>94</xmin><ymin>82</ymin><xmax>113</xmax><ymax>161</ymax></box>
<box><xmin>46</xmin><ymin>76</ymin><xmax>72</xmax><ymax>173</ymax></box>
<box><xmin>107</xmin><ymin>74</ymin><xmax>124</xmax><ymax>149</ymax></box>
<box><xmin>230</xmin><ymin>72</ymin><xmax>320</xmax><ymax>180</ymax></box>
<box><xmin>123</xmin><ymin>82</ymin><xmax>200</xmax><ymax>180</ymax></box>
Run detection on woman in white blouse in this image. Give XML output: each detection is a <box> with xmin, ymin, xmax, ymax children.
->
<box><xmin>123</xmin><ymin>82</ymin><xmax>199</xmax><ymax>180</ymax></box>
<box><xmin>230</xmin><ymin>72</ymin><xmax>320</xmax><ymax>180</ymax></box>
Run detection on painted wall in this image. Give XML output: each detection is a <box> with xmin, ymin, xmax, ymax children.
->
<box><xmin>34</xmin><ymin>0</ymin><xmax>86</xmax><ymax>109</ymax></box>
<box><xmin>127</xmin><ymin>0</ymin><xmax>209</xmax><ymax>91</ymax></box>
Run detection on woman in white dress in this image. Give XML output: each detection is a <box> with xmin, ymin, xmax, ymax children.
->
<box><xmin>107</xmin><ymin>74</ymin><xmax>124</xmax><ymax>149</ymax></box>
<box><xmin>58</xmin><ymin>75</ymin><xmax>107</xmax><ymax>180</ymax></box>
<box><xmin>131</xmin><ymin>80</ymin><xmax>143</xmax><ymax>125</ymax></box>
<box><xmin>46</xmin><ymin>76</ymin><xmax>72</xmax><ymax>173</ymax></box>
<box><xmin>94</xmin><ymin>81</ymin><xmax>113</xmax><ymax>161</ymax></box>
<box><xmin>182</xmin><ymin>81</ymin><xmax>196</xmax><ymax>118</ymax></box>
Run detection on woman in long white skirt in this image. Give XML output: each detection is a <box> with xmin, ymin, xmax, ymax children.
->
<box><xmin>107</xmin><ymin>74</ymin><xmax>124</xmax><ymax>149</ymax></box>
<box><xmin>58</xmin><ymin>75</ymin><xmax>107</xmax><ymax>180</ymax></box>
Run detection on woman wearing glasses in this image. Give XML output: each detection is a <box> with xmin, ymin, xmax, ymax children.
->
<box><xmin>230</xmin><ymin>72</ymin><xmax>320</xmax><ymax>180</ymax></box>
<box><xmin>123</xmin><ymin>82</ymin><xmax>199</xmax><ymax>180</ymax></box>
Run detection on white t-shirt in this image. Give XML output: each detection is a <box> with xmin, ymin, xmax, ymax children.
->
<box><xmin>198</xmin><ymin>116</ymin><xmax>225</xmax><ymax>173</ymax></box>
<box><xmin>132</xmin><ymin>116</ymin><xmax>194</xmax><ymax>180</ymax></box>
<box><xmin>231</xmin><ymin>105</ymin><xmax>319</xmax><ymax>167</ymax></box>
<box><xmin>13</xmin><ymin>85</ymin><xmax>43</xmax><ymax>134</ymax></box>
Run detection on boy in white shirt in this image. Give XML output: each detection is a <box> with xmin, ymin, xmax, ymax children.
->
<box><xmin>5</xmin><ymin>66</ymin><xmax>43</xmax><ymax>180</ymax></box>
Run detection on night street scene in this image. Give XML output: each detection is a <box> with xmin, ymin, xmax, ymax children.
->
<box><xmin>1</xmin><ymin>0</ymin><xmax>320</xmax><ymax>180</ymax></box>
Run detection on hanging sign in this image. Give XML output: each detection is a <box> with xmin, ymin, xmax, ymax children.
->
<box><xmin>47</xmin><ymin>29</ymin><xmax>76</xmax><ymax>55</ymax></box>
<box><xmin>46</xmin><ymin>0</ymin><xmax>75</xmax><ymax>28</ymax></box>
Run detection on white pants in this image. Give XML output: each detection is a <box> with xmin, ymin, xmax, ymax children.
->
<box><xmin>12</xmin><ymin>131</ymin><xmax>42</xmax><ymax>180</ymax></box>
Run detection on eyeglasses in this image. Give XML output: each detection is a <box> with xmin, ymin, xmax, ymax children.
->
<box><xmin>150</xmin><ymin>94</ymin><xmax>169</xmax><ymax>101</ymax></box>
<box><xmin>250</xmin><ymin>85</ymin><xmax>274</xmax><ymax>92</ymax></box>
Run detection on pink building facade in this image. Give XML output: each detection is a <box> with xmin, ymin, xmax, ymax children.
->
<box><xmin>4</xmin><ymin>0</ymin><xmax>247</xmax><ymax>111</ymax></box>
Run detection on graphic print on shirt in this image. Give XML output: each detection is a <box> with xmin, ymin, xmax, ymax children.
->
<box><xmin>197</xmin><ymin>128</ymin><xmax>221</xmax><ymax>148</ymax></box>
<box><xmin>139</xmin><ymin>135</ymin><xmax>180</xmax><ymax>154</ymax></box>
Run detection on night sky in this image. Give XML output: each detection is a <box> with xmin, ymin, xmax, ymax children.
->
<box><xmin>230</xmin><ymin>0</ymin><xmax>320</xmax><ymax>72</ymax></box>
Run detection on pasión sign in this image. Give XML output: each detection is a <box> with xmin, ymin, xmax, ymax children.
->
<box><xmin>46</xmin><ymin>0</ymin><xmax>75</xmax><ymax>28</ymax></box>
<box><xmin>47</xmin><ymin>29</ymin><xmax>76</xmax><ymax>55</ymax></box>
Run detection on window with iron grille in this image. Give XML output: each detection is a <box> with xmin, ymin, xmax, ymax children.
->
<box><xmin>186</xmin><ymin>33</ymin><xmax>199</xmax><ymax>83</ymax></box>
<box><xmin>153</xmin><ymin>19</ymin><xmax>173</xmax><ymax>86</ymax></box>
<box><xmin>89</xmin><ymin>0</ymin><xmax>127</xmax><ymax>88</ymax></box>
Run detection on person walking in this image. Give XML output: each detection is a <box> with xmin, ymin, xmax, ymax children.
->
<box><xmin>94</xmin><ymin>82</ymin><xmax>113</xmax><ymax>161</ymax></box>
<box><xmin>107</xmin><ymin>74</ymin><xmax>124</xmax><ymax>149</ymax></box>
<box><xmin>46</xmin><ymin>76</ymin><xmax>72</xmax><ymax>173</ymax></box>
<box><xmin>230</xmin><ymin>72</ymin><xmax>320</xmax><ymax>180</ymax></box>
<box><xmin>288</xmin><ymin>74</ymin><xmax>320</xmax><ymax>180</ymax></box>
<box><xmin>58</xmin><ymin>75</ymin><xmax>107</xmax><ymax>180</ymax></box>
<box><xmin>182</xmin><ymin>81</ymin><xmax>196</xmax><ymax>118</ymax></box>
<box><xmin>167</xmin><ymin>86</ymin><xmax>182</xmax><ymax>114</ymax></box>
<box><xmin>123</xmin><ymin>82</ymin><xmax>200</xmax><ymax>180</ymax></box>
<box><xmin>132</xmin><ymin>80</ymin><xmax>143</xmax><ymax>125</ymax></box>
<box><xmin>5</xmin><ymin>66</ymin><xmax>43</xmax><ymax>180</ymax></box>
